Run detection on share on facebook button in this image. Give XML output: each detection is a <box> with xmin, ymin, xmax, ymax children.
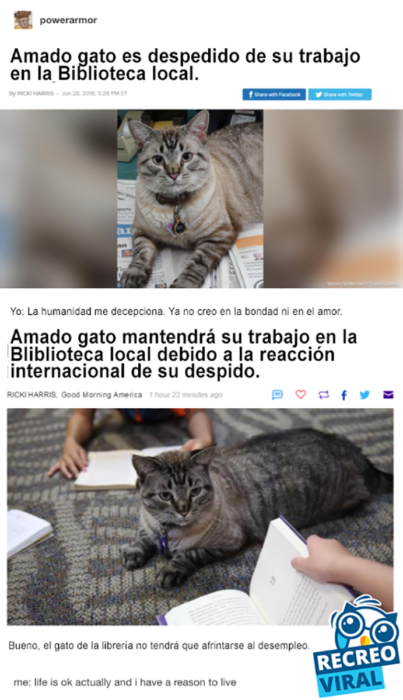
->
<box><xmin>243</xmin><ymin>89</ymin><xmax>306</xmax><ymax>101</ymax></box>
<box><xmin>309</xmin><ymin>89</ymin><xmax>372</xmax><ymax>100</ymax></box>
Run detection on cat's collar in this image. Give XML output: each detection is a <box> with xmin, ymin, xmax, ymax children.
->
<box><xmin>158</xmin><ymin>528</ymin><xmax>169</xmax><ymax>556</ymax></box>
<box><xmin>156</xmin><ymin>191</ymin><xmax>191</xmax><ymax>206</ymax></box>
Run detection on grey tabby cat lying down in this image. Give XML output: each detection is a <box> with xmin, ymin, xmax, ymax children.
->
<box><xmin>120</xmin><ymin>111</ymin><xmax>263</xmax><ymax>288</ymax></box>
<box><xmin>123</xmin><ymin>429</ymin><xmax>392</xmax><ymax>588</ymax></box>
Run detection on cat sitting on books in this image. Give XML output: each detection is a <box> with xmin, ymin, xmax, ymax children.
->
<box><xmin>123</xmin><ymin>428</ymin><xmax>392</xmax><ymax>589</ymax></box>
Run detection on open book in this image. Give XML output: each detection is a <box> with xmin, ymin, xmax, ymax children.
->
<box><xmin>157</xmin><ymin>516</ymin><xmax>353</xmax><ymax>625</ymax></box>
<box><xmin>74</xmin><ymin>445</ymin><xmax>182</xmax><ymax>491</ymax></box>
<box><xmin>8</xmin><ymin>510</ymin><xmax>53</xmax><ymax>559</ymax></box>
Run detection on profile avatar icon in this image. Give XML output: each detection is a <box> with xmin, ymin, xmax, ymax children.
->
<box><xmin>331</xmin><ymin>595</ymin><xmax>399</xmax><ymax>650</ymax></box>
<box><xmin>14</xmin><ymin>11</ymin><xmax>32</xmax><ymax>29</ymax></box>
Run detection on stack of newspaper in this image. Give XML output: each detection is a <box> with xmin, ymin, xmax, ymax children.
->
<box><xmin>117</xmin><ymin>179</ymin><xmax>263</xmax><ymax>289</ymax></box>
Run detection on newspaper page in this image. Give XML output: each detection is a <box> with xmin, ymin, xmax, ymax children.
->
<box><xmin>117</xmin><ymin>179</ymin><xmax>136</xmax><ymax>284</ymax></box>
<box><xmin>229</xmin><ymin>224</ymin><xmax>264</xmax><ymax>288</ymax></box>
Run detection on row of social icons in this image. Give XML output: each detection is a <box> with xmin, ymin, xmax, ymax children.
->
<box><xmin>272</xmin><ymin>390</ymin><xmax>394</xmax><ymax>400</ymax></box>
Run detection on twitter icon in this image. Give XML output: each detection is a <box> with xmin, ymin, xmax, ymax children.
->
<box><xmin>360</xmin><ymin>391</ymin><xmax>370</xmax><ymax>399</ymax></box>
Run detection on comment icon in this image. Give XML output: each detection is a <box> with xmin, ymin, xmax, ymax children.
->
<box><xmin>272</xmin><ymin>390</ymin><xmax>283</xmax><ymax>400</ymax></box>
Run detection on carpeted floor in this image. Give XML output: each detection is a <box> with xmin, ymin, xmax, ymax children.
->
<box><xmin>7</xmin><ymin>408</ymin><xmax>393</xmax><ymax>625</ymax></box>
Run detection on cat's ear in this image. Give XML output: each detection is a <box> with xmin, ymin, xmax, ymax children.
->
<box><xmin>132</xmin><ymin>454</ymin><xmax>161</xmax><ymax>481</ymax></box>
<box><xmin>190</xmin><ymin>446</ymin><xmax>215</xmax><ymax>470</ymax></box>
<box><xmin>128</xmin><ymin>120</ymin><xmax>155</xmax><ymax>149</ymax></box>
<box><xmin>185</xmin><ymin>110</ymin><xmax>209</xmax><ymax>141</ymax></box>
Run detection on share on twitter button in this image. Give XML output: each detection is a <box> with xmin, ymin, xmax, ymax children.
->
<box><xmin>309</xmin><ymin>89</ymin><xmax>372</xmax><ymax>100</ymax></box>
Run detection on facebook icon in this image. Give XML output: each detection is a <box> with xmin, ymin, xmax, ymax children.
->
<box><xmin>342</xmin><ymin>390</ymin><xmax>347</xmax><ymax>401</ymax></box>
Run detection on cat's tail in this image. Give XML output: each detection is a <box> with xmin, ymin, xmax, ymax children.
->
<box><xmin>365</xmin><ymin>466</ymin><xmax>394</xmax><ymax>495</ymax></box>
<box><xmin>352</xmin><ymin>448</ymin><xmax>394</xmax><ymax>495</ymax></box>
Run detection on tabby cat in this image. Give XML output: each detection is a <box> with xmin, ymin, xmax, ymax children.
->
<box><xmin>120</xmin><ymin>111</ymin><xmax>263</xmax><ymax>288</ymax></box>
<box><xmin>123</xmin><ymin>429</ymin><xmax>391</xmax><ymax>588</ymax></box>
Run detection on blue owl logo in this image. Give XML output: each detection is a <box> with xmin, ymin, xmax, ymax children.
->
<box><xmin>331</xmin><ymin>595</ymin><xmax>399</xmax><ymax>650</ymax></box>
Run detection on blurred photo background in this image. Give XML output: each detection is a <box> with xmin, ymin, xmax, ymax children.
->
<box><xmin>264</xmin><ymin>111</ymin><xmax>403</xmax><ymax>288</ymax></box>
<box><xmin>1</xmin><ymin>109</ymin><xmax>401</xmax><ymax>288</ymax></box>
<box><xmin>0</xmin><ymin>111</ymin><xmax>116</xmax><ymax>287</ymax></box>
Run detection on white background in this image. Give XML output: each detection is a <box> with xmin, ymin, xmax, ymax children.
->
<box><xmin>1</xmin><ymin>1</ymin><xmax>403</xmax><ymax>697</ymax></box>
<box><xmin>1</xmin><ymin>1</ymin><xmax>402</xmax><ymax>109</ymax></box>
<box><xmin>1</xmin><ymin>289</ymin><xmax>402</xmax><ymax>698</ymax></box>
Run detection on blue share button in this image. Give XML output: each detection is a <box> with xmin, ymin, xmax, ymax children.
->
<box><xmin>243</xmin><ymin>89</ymin><xmax>306</xmax><ymax>101</ymax></box>
<box><xmin>309</xmin><ymin>89</ymin><xmax>372</xmax><ymax>101</ymax></box>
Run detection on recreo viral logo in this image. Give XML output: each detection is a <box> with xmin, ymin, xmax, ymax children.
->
<box><xmin>313</xmin><ymin>595</ymin><xmax>400</xmax><ymax>697</ymax></box>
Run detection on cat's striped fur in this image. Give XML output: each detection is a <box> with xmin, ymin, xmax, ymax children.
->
<box><xmin>123</xmin><ymin>429</ymin><xmax>392</xmax><ymax>588</ymax></box>
<box><xmin>120</xmin><ymin>111</ymin><xmax>263</xmax><ymax>288</ymax></box>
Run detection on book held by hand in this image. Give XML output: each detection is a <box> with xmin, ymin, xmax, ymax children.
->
<box><xmin>157</xmin><ymin>516</ymin><xmax>353</xmax><ymax>626</ymax></box>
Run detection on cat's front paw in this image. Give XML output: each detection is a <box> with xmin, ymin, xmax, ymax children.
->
<box><xmin>123</xmin><ymin>545</ymin><xmax>150</xmax><ymax>570</ymax></box>
<box><xmin>121</xmin><ymin>266</ymin><xmax>150</xmax><ymax>289</ymax></box>
<box><xmin>157</xmin><ymin>563</ymin><xmax>188</xmax><ymax>589</ymax></box>
<box><xmin>170</xmin><ymin>274</ymin><xmax>204</xmax><ymax>288</ymax></box>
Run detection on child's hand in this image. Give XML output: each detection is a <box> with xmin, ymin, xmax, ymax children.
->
<box><xmin>182</xmin><ymin>438</ymin><xmax>213</xmax><ymax>452</ymax></box>
<box><xmin>47</xmin><ymin>437</ymin><xmax>88</xmax><ymax>479</ymax></box>
<box><xmin>291</xmin><ymin>535</ymin><xmax>353</xmax><ymax>584</ymax></box>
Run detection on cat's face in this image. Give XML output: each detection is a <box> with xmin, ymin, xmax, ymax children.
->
<box><xmin>128</xmin><ymin>111</ymin><xmax>211</xmax><ymax>198</ymax></box>
<box><xmin>133</xmin><ymin>449</ymin><xmax>214</xmax><ymax>529</ymax></box>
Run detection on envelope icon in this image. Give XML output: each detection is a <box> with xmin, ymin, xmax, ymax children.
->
<box><xmin>383</xmin><ymin>391</ymin><xmax>394</xmax><ymax>399</ymax></box>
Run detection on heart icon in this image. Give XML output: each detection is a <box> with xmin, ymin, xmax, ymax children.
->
<box><xmin>295</xmin><ymin>390</ymin><xmax>306</xmax><ymax>399</ymax></box>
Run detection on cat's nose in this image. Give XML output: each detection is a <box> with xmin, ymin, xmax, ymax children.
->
<box><xmin>177</xmin><ymin>502</ymin><xmax>189</xmax><ymax>515</ymax></box>
<box><xmin>169</xmin><ymin>173</ymin><xmax>179</xmax><ymax>180</ymax></box>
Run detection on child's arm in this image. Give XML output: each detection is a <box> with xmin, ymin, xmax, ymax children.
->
<box><xmin>182</xmin><ymin>410</ymin><xmax>214</xmax><ymax>452</ymax></box>
<box><xmin>48</xmin><ymin>409</ymin><xmax>96</xmax><ymax>479</ymax></box>
<box><xmin>291</xmin><ymin>535</ymin><xmax>394</xmax><ymax>611</ymax></box>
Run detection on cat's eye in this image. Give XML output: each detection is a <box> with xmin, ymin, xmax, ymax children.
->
<box><xmin>190</xmin><ymin>487</ymin><xmax>202</xmax><ymax>497</ymax></box>
<box><xmin>152</xmin><ymin>155</ymin><xmax>164</xmax><ymax>165</ymax></box>
<box><xmin>182</xmin><ymin>152</ymin><xmax>193</xmax><ymax>162</ymax></box>
<box><xmin>159</xmin><ymin>491</ymin><xmax>172</xmax><ymax>501</ymax></box>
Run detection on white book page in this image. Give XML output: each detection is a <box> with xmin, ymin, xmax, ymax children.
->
<box><xmin>250</xmin><ymin>518</ymin><xmax>352</xmax><ymax>625</ymax></box>
<box><xmin>8</xmin><ymin>510</ymin><xmax>52</xmax><ymax>558</ymax></box>
<box><xmin>75</xmin><ymin>450</ymin><xmax>138</xmax><ymax>489</ymax></box>
<box><xmin>75</xmin><ymin>446</ymin><xmax>183</xmax><ymax>489</ymax></box>
<box><xmin>164</xmin><ymin>590</ymin><xmax>266</xmax><ymax>626</ymax></box>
